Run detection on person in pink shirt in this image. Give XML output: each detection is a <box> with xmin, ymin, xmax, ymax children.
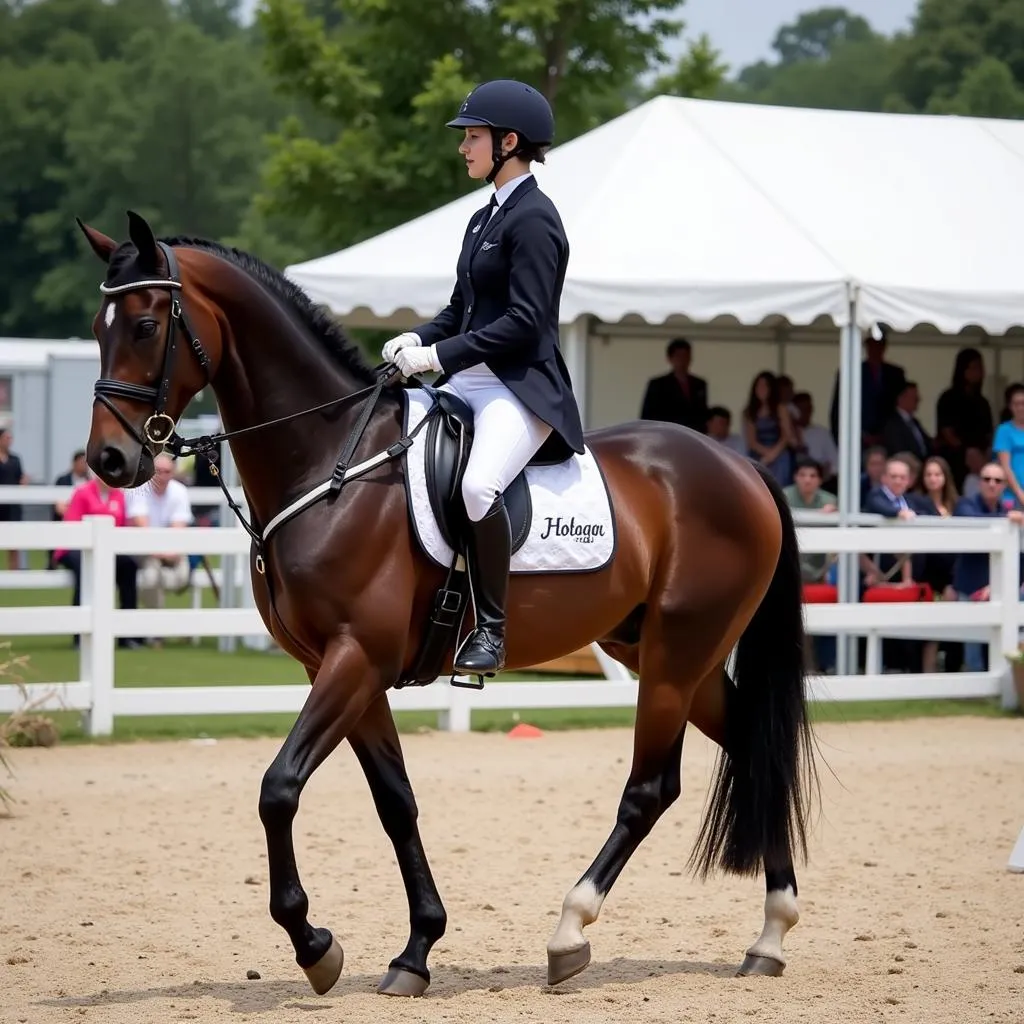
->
<box><xmin>54</xmin><ymin>472</ymin><xmax>142</xmax><ymax>648</ymax></box>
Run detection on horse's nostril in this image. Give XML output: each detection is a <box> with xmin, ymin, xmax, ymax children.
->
<box><xmin>98</xmin><ymin>446</ymin><xmax>126</xmax><ymax>482</ymax></box>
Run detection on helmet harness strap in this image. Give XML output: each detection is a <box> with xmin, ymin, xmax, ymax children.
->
<box><xmin>486</xmin><ymin>127</ymin><xmax>524</xmax><ymax>184</ymax></box>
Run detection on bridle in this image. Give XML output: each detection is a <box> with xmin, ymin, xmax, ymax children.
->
<box><xmin>91</xmin><ymin>240</ymin><xmax>432</xmax><ymax>575</ymax></box>
<box><xmin>95</xmin><ymin>241</ymin><xmax>212</xmax><ymax>452</ymax></box>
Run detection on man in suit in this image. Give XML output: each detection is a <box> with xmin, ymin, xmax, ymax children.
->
<box><xmin>829</xmin><ymin>323</ymin><xmax>907</xmax><ymax>449</ymax></box>
<box><xmin>639</xmin><ymin>338</ymin><xmax>709</xmax><ymax>432</ymax></box>
<box><xmin>380</xmin><ymin>79</ymin><xmax>584</xmax><ymax>676</ymax></box>
<box><xmin>882</xmin><ymin>380</ymin><xmax>932</xmax><ymax>462</ymax></box>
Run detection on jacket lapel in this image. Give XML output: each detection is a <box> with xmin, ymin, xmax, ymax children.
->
<box><xmin>472</xmin><ymin>176</ymin><xmax>538</xmax><ymax>257</ymax></box>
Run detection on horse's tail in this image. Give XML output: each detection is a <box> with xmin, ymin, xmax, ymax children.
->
<box><xmin>688</xmin><ymin>461</ymin><xmax>819</xmax><ymax>879</ymax></box>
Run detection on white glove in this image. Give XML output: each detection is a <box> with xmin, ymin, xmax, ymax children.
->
<box><xmin>382</xmin><ymin>331</ymin><xmax>421</xmax><ymax>362</ymax></box>
<box><xmin>394</xmin><ymin>344</ymin><xmax>442</xmax><ymax>377</ymax></box>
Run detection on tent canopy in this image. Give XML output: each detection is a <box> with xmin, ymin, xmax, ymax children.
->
<box><xmin>285</xmin><ymin>96</ymin><xmax>1024</xmax><ymax>336</ymax></box>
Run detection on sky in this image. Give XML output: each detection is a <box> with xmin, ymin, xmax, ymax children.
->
<box><xmin>670</xmin><ymin>0</ymin><xmax>919</xmax><ymax>72</ymax></box>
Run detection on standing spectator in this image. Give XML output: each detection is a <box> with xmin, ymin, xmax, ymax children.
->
<box><xmin>742</xmin><ymin>371</ymin><xmax>797</xmax><ymax>486</ymax></box>
<box><xmin>126</xmin><ymin>453</ymin><xmax>194</xmax><ymax>618</ymax></box>
<box><xmin>0</xmin><ymin>425</ymin><xmax>28</xmax><ymax>570</ymax></box>
<box><xmin>935</xmin><ymin>347</ymin><xmax>993</xmax><ymax>489</ymax></box>
<box><xmin>829</xmin><ymin>323</ymin><xmax>907</xmax><ymax>450</ymax></box>
<box><xmin>639</xmin><ymin>338</ymin><xmax>709</xmax><ymax>433</ymax></box>
<box><xmin>705</xmin><ymin>406</ymin><xmax>746</xmax><ymax>456</ymax></box>
<box><xmin>993</xmin><ymin>383</ymin><xmax>1024</xmax><ymax>511</ymax></box>
<box><xmin>53</xmin><ymin>449</ymin><xmax>90</xmax><ymax>520</ymax></box>
<box><xmin>952</xmin><ymin>461</ymin><xmax>1024</xmax><ymax>672</ymax></box>
<box><xmin>882</xmin><ymin>381</ymin><xmax>931</xmax><ymax>463</ymax></box>
<box><xmin>52</xmin><ymin>471</ymin><xmax>141</xmax><ymax>649</ymax></box>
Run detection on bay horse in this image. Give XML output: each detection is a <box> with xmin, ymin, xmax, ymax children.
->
<box><xmin>75</xmin><ymin>211</ymin><xmax>819</xmax><ymax>997</ymax></box>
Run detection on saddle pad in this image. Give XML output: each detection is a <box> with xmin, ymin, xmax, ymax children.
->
<box><xmin>402</xmin><ymin>388</ymin><xmax>616</xmax><ymax>575</ymax></box>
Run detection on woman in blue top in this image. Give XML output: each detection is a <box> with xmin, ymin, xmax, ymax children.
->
<box><xmin>993</xmin><ymin>383</ymin><xmax>1024</xmax><ymax>509</ymax></box>
<box><xmin>379</xmin><ymin>80</ymin><xmax>585</xmax><ymax>678</ymax></box>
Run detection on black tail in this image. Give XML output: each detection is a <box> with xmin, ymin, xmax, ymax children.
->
<box><xmin>688</xmin><ymin>462</ymin><xmax>820</xmax><ymax>879</ymax></box>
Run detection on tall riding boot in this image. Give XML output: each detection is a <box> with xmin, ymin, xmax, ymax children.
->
<box><xmin>454</xmin><ymin>496</ymin><xmax>511</xmax><ymax>676</ymax></box>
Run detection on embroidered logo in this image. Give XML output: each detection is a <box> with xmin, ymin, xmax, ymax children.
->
<box><xmin>480</xmin><ymin>240</ymin><xmax>498</xmax><ymax>250</ymax></box>
<box><xmin>540</xmin><ymin>516</ymin><xmax>606</xmax><ymax>544</ymax></box>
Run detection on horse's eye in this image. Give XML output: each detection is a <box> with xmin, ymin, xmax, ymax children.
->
<box><xmin>135</xmin><ymin>319</ymin><xmax>159</xmax><ymax>339</ymax></box>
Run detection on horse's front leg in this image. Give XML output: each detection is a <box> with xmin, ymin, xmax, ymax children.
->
<box><xmin>348</xmin><ymin>693</ymin><xmax>447</xmax><ymax>997</ymax></box>
<box><xmin>257</xmin><ymin>637</ymin><xmax>382</xmax><ymax>995</ymax></box>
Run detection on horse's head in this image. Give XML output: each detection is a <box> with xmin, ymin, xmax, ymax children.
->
<box><xmin>76</xmin><ymin>210</ymin><xmax>222</xmax><ymax>487</ymax></box>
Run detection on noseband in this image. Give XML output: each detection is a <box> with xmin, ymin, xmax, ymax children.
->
<box><xmin>95</xmin><ymin>241</ymin><xmax>212</xmax><ymax>452</ymax></box>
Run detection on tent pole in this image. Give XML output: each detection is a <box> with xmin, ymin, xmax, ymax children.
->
<box><xmin>835</xmin><ymin>293</ymin><xmax>863</xmax><ymax>676</ymax></box>
<box><xmin>561</xmin><ymin>315</ymin><xmax>590</xmax><ymax>428</ymax></box>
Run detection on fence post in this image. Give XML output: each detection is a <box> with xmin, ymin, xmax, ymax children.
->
<box><xmin>81</xmin><ymin>515</ymin><xmax>116</xmax><ymax>737</ymax></box>
<box><xmin>989</xmin><ymin>520</ymin><xmax>1021</xmax><ymax>711</ymax></box>
<box><xmin>437</xmin><ymin>679</ymin><xmax>472</xmax><ymax>733</ymax></box>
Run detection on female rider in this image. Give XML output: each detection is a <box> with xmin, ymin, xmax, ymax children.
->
<box><xmin>382</xmin><ymin>79</ymin><xmax>584</xmax><ymax>676</ymax></box>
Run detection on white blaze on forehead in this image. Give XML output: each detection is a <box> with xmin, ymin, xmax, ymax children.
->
<box><xmin>104</xmin><ymin>301</ymin><xmax>116</xmax><ymax>328</ymax></box>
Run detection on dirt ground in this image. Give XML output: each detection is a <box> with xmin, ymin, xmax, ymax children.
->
<box><xmin>2</xmin><ymin>716</ymin><xmax>1023</xmax><ymax>1024</ymax></box>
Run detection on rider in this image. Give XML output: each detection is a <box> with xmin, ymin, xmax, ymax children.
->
<box><xmin>382</xmin><ymin>78</ymin><xmax>585</xmax><ymax>676</ymax></box>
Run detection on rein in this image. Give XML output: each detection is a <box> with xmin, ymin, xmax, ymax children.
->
<box><xmin>94</xmin><ymin>244</ymin><xmax>433</xmax><ymax>575</ymax></box>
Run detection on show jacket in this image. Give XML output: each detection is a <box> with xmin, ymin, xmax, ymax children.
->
<box><xmin>413</xmin><ymin>176</ymin><xmax>585</xmax><ymax>462</ymax></box>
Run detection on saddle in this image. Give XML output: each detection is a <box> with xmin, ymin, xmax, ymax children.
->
<box><xmin>399</xmin><ymin>385</ymin><xmax>559</xmax><ymax>689</ymax></box>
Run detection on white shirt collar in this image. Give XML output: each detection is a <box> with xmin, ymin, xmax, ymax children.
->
<box><xmin>492</xmin><ymin>172</ymin><xmax>533</xmax><ymax>208</ymax></box>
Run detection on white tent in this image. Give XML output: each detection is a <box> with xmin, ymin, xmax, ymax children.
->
<box><xmin>285</xmin><ymin>95</ymin><xmax>1024</xmax><ymax>337</ymax></box>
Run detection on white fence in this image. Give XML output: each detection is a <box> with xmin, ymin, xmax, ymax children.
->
<box><xmin>0</xmin><ymin>501</ymin><xmax>1021</xmax><ymax>736</ymax></box>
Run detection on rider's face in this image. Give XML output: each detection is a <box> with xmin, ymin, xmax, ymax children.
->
<box><xmin>459</xmin><ymin>127</ymin><xmax>494</xmax><ymax>180</ymax></box>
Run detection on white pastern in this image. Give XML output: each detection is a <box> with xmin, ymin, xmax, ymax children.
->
<box><xmin>745</xmin><ymin>885</ymin><xmax>800</xmax><ymax>964</ymax></box>
<box><xmin>548</xmin><ymin>879</ymin><xmax>605</xmax><ymax>954</ymax></box>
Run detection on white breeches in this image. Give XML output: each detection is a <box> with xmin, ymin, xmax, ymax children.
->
<box><xmin>440</xmin><ymin>366</ymin><xmax>553</xmax><ymax>522</ymax></box>
<box><xmin>138</xmin><ymin>555</ymin><xmax>191</xmax><ymax>608</ymax></box>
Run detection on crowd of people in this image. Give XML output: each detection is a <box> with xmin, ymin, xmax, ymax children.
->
<box><xmin>639</xmin><ymin>329</ymin><xmax>1024</xmax><ymax>676</ymax></box>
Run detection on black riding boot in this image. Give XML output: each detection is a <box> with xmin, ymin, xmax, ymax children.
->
<box><xmin>454</xmin><ymin>496</ymin><xmax>511</xmax><ymax>676</ymax></box>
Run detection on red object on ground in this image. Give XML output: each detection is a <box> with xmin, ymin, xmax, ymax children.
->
<box><xmin>507</xmin><ymin>722</ymin><xmax>544</xmax><ymax>739</ymax></box>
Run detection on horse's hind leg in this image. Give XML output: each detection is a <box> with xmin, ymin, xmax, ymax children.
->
<box><xmin>258</xmin><ymin>639</ymin><xmax>383</xmax><ymax>995</ymax></box>
<box><xmin>546</xmin><ymin>617</ymin><xmax>704</xmax><ymax>985</ymax></box>
<box><xmin>691</xmin><ymin>664</ymin><xmax>800</xmax><ymax>977</ymax></box>
<box><xmin>347</xmin><ymin>693</ymin><xmax>447</xmax><ymax>997</ymax></box>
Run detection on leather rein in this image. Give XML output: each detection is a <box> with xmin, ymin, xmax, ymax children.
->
<box><xmin>93</xmin><ymin>242</ymin><xmax>433</xmax><ymax>574</ymax></box>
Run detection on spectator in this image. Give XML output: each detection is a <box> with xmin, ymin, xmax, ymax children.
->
<box><xmin>961</xmin><ymin>445</ymin><xmax>986</xmax><ymax>498</ymax></box>
<box><xmin>742</xmin><ymin>371</ymin><xmax>797</xmax><ymax>486</ymax></box>
<box><xmin>639</xmin><ymin>338</ymin><xmax>709</xmax><ymax>433</ymax></box>
<box><xmin>882</xmin><ymin>381</ymin><xmax>931</xmax><ymax>463</ymax></box>
<box><xmin>53</xmin><ymin>449</ymin><xmax>89</xmax><ymax>520</ymax></box>
<box><xmin>52</xmin><ymin>470</ymin><xmax>141</xmax><ymax>649</ymax></box>
<box><xmin>829</xmin><ymin>323</ymin><xmax>906</xmax><ymax>450</ymax></box>
<box><xmin>126</xmin><ymin>453</ymin><xmax>194</xmax><ymax>618</ymax></box>
<box><xmin>952</xmin><ymin>461</ymin><xmax>1024</xmax><ymax>672</ymax></box>
<box><xmin>792</xmin><ymin>391</ymin><xmax>838</xmax><ymax>490</ymax></box>
<box><xmin>860</xmin><ymin>445</ymin><xmax>887</xmax><ymax>506</ymax></box>
<box><xmin>705</xmin><ymin>406</ymin><xmax>746</xmax><ymax>455</ymax></box>
<box><xmin>0</xmin><ymin>425</ymin><xmax>28</xmax><ymax>570</ymax></box>
<box><xmin>935</xmin><ymin>347</ymin><xmax>993</xmax><ymax>487</ymax></box>
<box><xmin>993</xmin><ymin>383</ymin><xmax>1024</xmax><ymax>511</ymax></box>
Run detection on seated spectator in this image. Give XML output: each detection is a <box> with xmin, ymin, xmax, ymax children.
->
<box><xmin>792</xmin><ymin>392</ymin><xmax>838</xmax><ymax>491</ymax></box>
<box><xmin>126</xmin><ymin>453</ymin><xmax>194</xmax><ymax>618</ymax></box>
<box><xmin>705</xmin><ymin>406</ymin><xmax>746</xmax><ymax>456</ymax></box>
<box><xmin>860</xmin><ymin>445</ymin><xmax>887</xmax><ymax>506</ymax></box>
<box><xmin>993</xmin><ymin>383</ymin><xmax>1024</xmax><ymax>510</ymax></box>
<box><xmin>952</xmin><ymin>461</ymin><xmax>1024</xmax><ymax>672</ymax></box>
<box><xmin>639</xmin><ymin>338</ymin><xmax>709</xmax><ymax>433</ymax></box>
<box><xmin>882</xmin><ymin>381</ymin><xmax>931</xmax><ymax>464</ymax></box>
<box><xmin>53</xmin><ymin>470</ymin><xmax>141</xmax><ymax>649</ymax></box>
<box><xmin>961</xmin><ymin>445</ymin><xmax>986</xmax><ymax>498</ymax></box>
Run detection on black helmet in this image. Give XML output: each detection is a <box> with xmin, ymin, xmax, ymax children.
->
<box><xmin>447</xmin><ymin>79</ymin><xmax>555</xmax><ymax>161</ymax></box>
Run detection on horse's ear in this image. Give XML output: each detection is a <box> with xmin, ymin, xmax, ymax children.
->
<box><xmin>76</xmin><ymin>217</ymin><xmax>116</xmax><ymax>264</ymax></box>
<box><xmin>126</xmin><ymin>209</ymin><xmax>159</xmax><ymax>273</ymax></box>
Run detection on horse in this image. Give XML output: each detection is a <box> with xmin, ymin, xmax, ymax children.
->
<box><xmin>75</xmin><ymin>210</ymin><xmax>819</xmax><ymax>998</ymax></box>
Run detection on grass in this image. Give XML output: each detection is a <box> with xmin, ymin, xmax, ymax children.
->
<box><xmin>0</xmin><ymin>549</ymin><xmax>1016</xmax><ymax>745</ymax></box>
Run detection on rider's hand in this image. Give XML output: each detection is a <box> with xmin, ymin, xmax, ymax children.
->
<box><xmin>394</xmin><ymin>344</ymin><xmax>441</xmax><ymax>377</ymax></box>
<box><xmin>382</xmin><ymin>332</ymin><xmax>421</xmax><ymax>362</ymax></box>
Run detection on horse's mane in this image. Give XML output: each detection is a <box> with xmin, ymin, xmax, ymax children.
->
<box><xmin>108</xmin><ymin>235</ymin><xmax>377</xmax><ymax>386</ymax></box>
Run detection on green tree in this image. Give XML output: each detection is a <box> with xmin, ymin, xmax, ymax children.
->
<box><xmin>253</xmin><ymin>0</ymin><xmax>685</xmax><ymax>254</ymax></box>
<box><xmin>888</xmin><ymin>0</ymin><xmax>1024</xmax><ymax>115</ymax></box>
<box><xmin>650</xmin><ymin>33</ymin><xmax>729</xmax><ymax>99</ymax></box>
<box><xmin>771</xmin><ymin>5</ymin><xmax>875</xmax><ymax>66</ymax></box>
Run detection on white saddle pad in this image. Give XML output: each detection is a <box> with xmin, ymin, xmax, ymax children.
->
<box><xmin>402</xmin><ymin>389</ymin><xmax>615</xmax><ymax>575</ymax></box>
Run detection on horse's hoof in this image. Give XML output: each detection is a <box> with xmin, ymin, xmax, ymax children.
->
<box><xmin>303</xmin><ymin>936</ymin><xmax>344</xmax><ymax>995</ymax></box>
<box><xmin>377</xmin><ymin>966</ymin><xmax>430</xmax><ymax>997</ymax></box>
<box><xmin>736</xmin><ymin>953</ymin><xmax>785</xmax><ymax>978</ymax></box>
<box><xmin>547</xmin><ymin>942</ymin><xmax>591</xmax><ymax>985</ymax></box>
